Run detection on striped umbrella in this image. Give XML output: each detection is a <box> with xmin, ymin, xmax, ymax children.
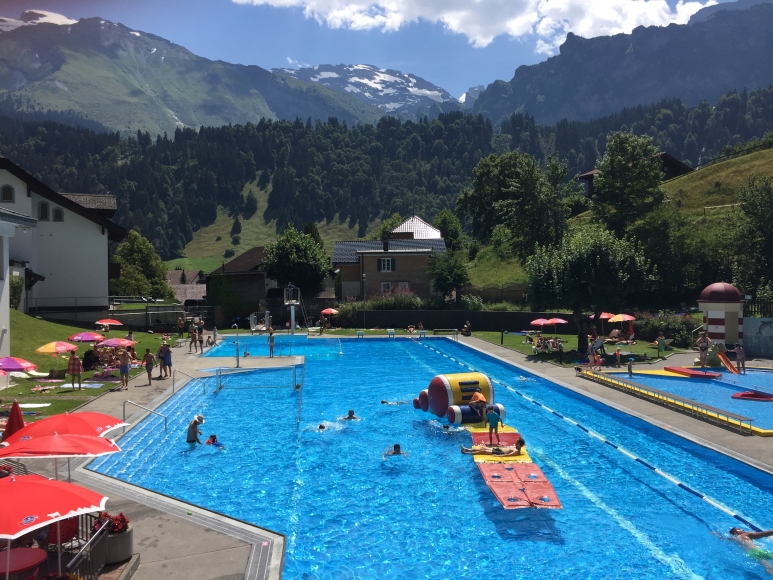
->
<box><xmin>35</xmin><ymin>342</ymin><xmax>78</xmax><ymax>357</ymax></box>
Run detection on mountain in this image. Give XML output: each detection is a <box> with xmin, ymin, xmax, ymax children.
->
<box><xmin>459</xmin><ymin>86</ymin><xmax>484</xmax><ymax>109</ymax></box>
<box><xmin>272</xmin><ymin>64</ymin><xmax>462</xmax><ymax>120</ymax></box>
<box><xmin>473</xmin><ymin>3</ymin><xmax>773</xmax><ymax>125</ymax></box>
<box><xmin>0</xmin><ymin>12</ymin><xmax>384</xmax><ymax>135</ymax></box>
<box><xmin>688</xmin><ymin>0</ymin><xmax>773</xmax><ymax>24</ymax></box>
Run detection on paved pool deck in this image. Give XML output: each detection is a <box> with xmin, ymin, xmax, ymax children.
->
<box><xmin>35</xmin><ymin>335</ymin><xmax>773</xmax><ymax>580</ymax></box>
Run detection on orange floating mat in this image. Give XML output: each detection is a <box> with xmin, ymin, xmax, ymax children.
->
<box><xmin>521</xmin><ymin>481</ymin><xmax>562</xmax><ymax>509</ymax></box>
<box><xmin>478</xmin><ymin>463</ymin><xmax>518</xmax><ymax>483</ymax></box>
<box><xmin>471</xmin><ymin>432</ymin><xmax>521</xmax><ymax>446</ymax></box>
<box><xmin>487</xmin><ymin>482</ymin><xmax>531</xmax><ymax>509</ymax></box>
<box><xmin>510</xmin><ymin>463</ymin><xmax>549</xmax><ymax>484</ymax></box>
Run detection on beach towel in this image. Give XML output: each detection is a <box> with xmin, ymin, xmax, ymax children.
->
<box><xmin>17</xmin><ymin>403</ymin><xmax>51</xmax><ymax>408</ymax></box>
<box><xmin>78</xmin><ymin>384</ymin><xmax>104</xmax><ymax>389</ymax></box>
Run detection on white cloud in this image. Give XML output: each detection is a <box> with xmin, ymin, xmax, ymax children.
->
<box><xmin>234</xmin><ymin>0</ymin><xmax>716</xmax><ymax>52</ymax></box>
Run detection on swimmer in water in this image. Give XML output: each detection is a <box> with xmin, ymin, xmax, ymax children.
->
<box><xmin>341</xmin><ymin>410</ymin><xmax>359</xmax><ymax>420</ymax></box>
<box><xmin>205</xmin><ymin>434</ymin><xmax>225</xmax><ymax>450</ymax></box>
<box><xmin>318</xmin><ymin>424</ymin><xmax>326</xmax><ymax>430</ymax></box>
<box><xmin>383</xmin><ymin>443</ymin><xmax>408</xmax><ymax>458</ymax></box>
<box><xmin>381</xmin><ymin>400</ymin><xmax>407</xmax><ymax>405</ymax></box>
<box><xmin>729</xmin><ymin>527</ymin><xmax>773</xmax><ymax>573</ymax></box>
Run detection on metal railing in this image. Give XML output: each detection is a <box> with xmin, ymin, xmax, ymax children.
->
<box><xmin>172</xmin><ymin>369</ymin><xmax>206</xmax><ymax>394</ymax></box>
<box><xmin>27</xmin><ymin>296</ymin><xmax>109</xmax><ymax>313</ymax></box>
<box><xmin>67</xmin><ymin>517</ymin><xmax>110</xmax><ymax>580</ymax></box>
<box><xmin>123</xmin><ymin>401</ymin><xmax>167</xmax><ymax>432</ymax></box>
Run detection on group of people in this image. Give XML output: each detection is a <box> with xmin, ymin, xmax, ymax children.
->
<box><xmin>407</xmin><ymin>322</ymin><xmax>424</xmax><ymax>333</ymax></box>
<box><xmin>189</xmin><ymin>319</ymin><xmax>210</xmax><ymax>353</ymax></box>
<box><xmin>186</xmin><ymin>414</ymin><xmax>225</xmax><ymax>450</ymax></box>
<box><xmin>528</xmin><ymin>333</ymin><xmax>563</xmax><ymax>354</ymax></box>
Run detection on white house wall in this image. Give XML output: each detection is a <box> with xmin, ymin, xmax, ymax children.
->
<box><xmin>0</xmin><ymin>221</ymin><xmax>17</xmax><ymax>357</ymax></box>
<box><xmin>32</xmin><ymin>192</ymin><xmax>108</xmax><ymax>308</ymax></box>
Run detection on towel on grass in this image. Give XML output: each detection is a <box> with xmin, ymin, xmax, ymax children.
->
<box><xmin>78</xmin><ymin>384</ymin><xmax>104</xmax><ymax>389</ymax></box>
<box><xmin>18</xmin><ymin>403</ymin><xmax>51</xmax><ymax>408</ymax></box>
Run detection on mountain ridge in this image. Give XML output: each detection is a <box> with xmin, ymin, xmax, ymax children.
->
<box><xmin>473</xmin><ymin>3</ymin><xmax>773</xmax><ymax>125</ymax></box>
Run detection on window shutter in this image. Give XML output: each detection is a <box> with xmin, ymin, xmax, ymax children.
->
<box><xmin>376</xmin><ymin>258</ymin><xmax>381</xmax><ymax>272</ymax></box>
<box><xmin>391</xmin><ymin>258</ymin><xmax>396</xmax><ymax>271</ymax></box>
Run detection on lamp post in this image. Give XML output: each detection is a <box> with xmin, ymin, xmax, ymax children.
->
<box><xmin>232</xmin><ymin>322</ymin><xmax>240</xmax><ymax>368</ymax></box>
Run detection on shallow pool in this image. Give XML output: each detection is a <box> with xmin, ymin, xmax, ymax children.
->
<box><xmin>91</xmin><ymin>337</ymin><xmax>773</xmax><ymax>579</ymax></box>
<box><xmin>629</xmin><ymin>370</ymin><xmax>773</xmax><ymax>428</ymax></box>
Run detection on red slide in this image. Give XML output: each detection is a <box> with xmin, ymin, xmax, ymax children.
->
<box><xmin>716</xmin><ymin>352</ymin><xmax>740</xmax><ymax>374</ymax></box>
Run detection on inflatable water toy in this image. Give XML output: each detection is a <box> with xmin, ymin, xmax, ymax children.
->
<box><xmin>414</xmin><ymin>373</ymin><xmax>562</xmax><ymax>510</ymax></box>
<box><xmin>732</xmin><ymin>390</ymin><xmax>773</xmax><ymax>401</ymax></box>
<box><xmin>664</xmin><ymin>366</ymin><xmax>721</xmax><ymax>379</ymax></box>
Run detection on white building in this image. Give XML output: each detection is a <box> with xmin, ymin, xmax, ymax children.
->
<box><xmin>0</xmin><ymin>157</ymin><xmax>126</xmax><ymax>325</ymax></box>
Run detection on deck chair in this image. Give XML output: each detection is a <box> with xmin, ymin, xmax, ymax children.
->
<box><xmin>41</xmin><ymin>517</ymin><xmax>81</xmax><ymax>553</ymax></box>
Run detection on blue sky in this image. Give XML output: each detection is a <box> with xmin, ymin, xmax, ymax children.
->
<box><xmin>4</xmin><ymin>0</ymin><xmax>731</xmax><ymax>98</ymax></box>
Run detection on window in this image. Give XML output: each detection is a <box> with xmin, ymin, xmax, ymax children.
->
<box><xmin>52</xmin><ymin>207</ymin><xmax>64</xmax><ymax>222</ymax></box>
<box><xmin>398</xmin><ymin>282</ymin><xmax>410</xmax><ymax>291</ymax></box>
<box><xmin>381</xmin><ymin>281</ymin><xmax>391</xmax><ymax>294</ymax></box>
<box><xmin>378</xmin><ymin>258</ymin><xmax>395</xmax><ymax>272</ymax></box>
<box><xmin>38</xmin><ymin>202</ymin><xmax>49</xmax><ymax>221</ymax></box>
<box><xmin>0</xmin><ymin>185</ymin><xmax>13</xmax><ymax>202</ymax></box>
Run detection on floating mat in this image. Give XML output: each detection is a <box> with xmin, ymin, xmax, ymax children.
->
<box><xmin>477</xmin><ymin>463</ymin><xmax>562</xmax><ymax>509</ymax></box>
<box><xmin>473</xmin><ymin>451</ymin><xmax>532</xmax><ymax>464</ymax></box>
<box><xmin>471</xmin><ymin>432</ymin><xmax>521</xmax><ymax>446</ymax></box>
<box><xmin>487</xmin><ymin>482</ymin><xmax>531</xmax><ymax>509</ymax></box>
<box><xmin>467</xmin><ymin>423</ymin><xmax>517</xmax><ymax>433</ymax></box>
<box><xmin>522</xmin><ymin>481</ymin><xmax>562</xmax><ymax>509</ymax></box>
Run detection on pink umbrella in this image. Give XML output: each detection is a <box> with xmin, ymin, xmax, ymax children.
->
<box><xmin>544</xmin><ymin>317</ymin><xmax>568</xmax><ymax>334</ymax></box>
<box><xmin>95</xmin><ymin>319</ymin><xmax>122</xmax><ymax>326</ymax></box>
<box><xmin>589</xmin><ymin>312</ymin><xmax>614</xmax><ymax>333</ymax></box>
<box><xmin>0</xmin><ymin>358</ymin><xmax>36</xmax><ymax>372</ymax></box>
<box><xmin>530</xmin><ymin>318</ymin><xmax>550</xmax><ymax>328</ymax></box>
<box><xmin>68</xmin><ymin>332</ymin><xmax>105</xmax><ymax>343</ymax></box>
<box><xmin>98</xmin><ymin>338</ymin><xmax>135</xmax><ymax>348</ymax></box>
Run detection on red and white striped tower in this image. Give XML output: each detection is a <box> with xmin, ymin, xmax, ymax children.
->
<box><xmin>697</xmin><ymin>282</ymin><xmax>745</xmax><ymax>345</ymax></box>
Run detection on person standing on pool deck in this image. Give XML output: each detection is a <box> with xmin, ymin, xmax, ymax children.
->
<box><xmin>190</xmin><ymin>326</ymin><xmax>198</xmax><ymax>353</ymax></box>
<box><xmin>67</xmin><ymin>350</ymin><xmax>83</xmax><ymax>390</ymax></box>
<box><xmin>117</xmin><ymin>348</ymin><xmax>132</xmax><ymax>390</ymax></box>
<box><xmin>163</xmin><ymin>343</ymin><xmax>173</xmax><ymax>378</ymax></box>
<box><xmin>696</xmin><ymin>331</ymin><xmax>710</xmax><ymax>368</ymax></box>
<box><xmin>187</xmin><ymin>414</ymin><xmax>205</xmax><ymax>448</ymax></box>
<box><xmin>729</xmin><ymin>527</ymin><xmax>773</xmax><ymax>573</ymax></box>
<box><xmin>486</xmin><ymin>405</ymin><xmax>502</xmax><ymax>445</ymax></box>
<box><xmin>268</xmin><ymin>331</ymin><xmax>275</xmax><ymax>358</ymax></box>
<box><xmin>142</xmin><ymin>348</ymin><xmax>154</xmax><ymax>386</ymax></box>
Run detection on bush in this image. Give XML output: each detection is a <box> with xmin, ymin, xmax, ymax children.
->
<box><xmin>231</xmin><ymin>234</ymin><xmax>241</xmax><ymax>245</ymax></box>
<box><xmin>632</xmin><ymin>313</ymin><xmax>701</xmax><ymax>348</ymax></box>
<box><xmin>467</xmin><ymin>239</ymin><xmax>481</xmax><ymax>261</ymax></box>
<box><xmin>490</xmin><ymin>225</ymin><xmax>513</xmax><ymax>259</ymax></box>
<box><xmin>223</xmin><ymin>248</ymin><xmax>235</xmax><ymax>258</ymax></box>
<box><xmin>9</xmin><ymin>276</ymin><xmax>23</xmax><ymax>310</ymax></box>
<box><xmin>460</xmin><ymin>294</ymin><xmax>483</xmax><ymax>310</ymax></box>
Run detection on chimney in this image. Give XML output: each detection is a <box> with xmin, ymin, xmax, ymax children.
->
<box><xmin>381</xmin><ymin>232</ymin><xmax>389</xmax><ymax>252</ymax></box>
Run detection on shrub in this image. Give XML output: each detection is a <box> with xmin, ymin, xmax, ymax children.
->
<box><xmin>632</xmin><ymin>313</ymin><xmax>701</xmax><ymax>348</ymax></box>
<box><xmin>215</xmin><ymin>236</ymin><xmax>222</xmax><ymax>241</ymax></box>
<box><xmin>223</xmin><ymin>248</ymin><xmax>235</xmax><ymax>258</ymax></box>
<box><xmin>231</xmin><ymin>234</ymin><xmax>241</xmax><ymax>245</ymax></box>
<box><xmin>460</xmin><ymin>294</ymin><xmax>483</xmax><ymax>310</ymax></box>
<box><xmin>9</xmin><ymin>276</ymin><xmax>23</xmax><ymax>310</ymax></box>
<box><xmin>490</xmin><ymin>225</ymin><xmax>512</xmax><ymax>259</ymax></box>
<box><xmin>93</xmin><ymin>511</ymin><xmax>130</xmax><ymax>534</ymax></box>
<box><xmin>467</xmin><ymin>239</ymin><xmax>481</xmax><ymax>261</ymax></box>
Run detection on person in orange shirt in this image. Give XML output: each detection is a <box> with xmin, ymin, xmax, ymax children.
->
<box><xmin>469</xmin><ymin>388</ymin><xmax>487</xmax><ymax>423</ymax></box>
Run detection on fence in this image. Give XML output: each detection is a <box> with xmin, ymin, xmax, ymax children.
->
<box><xmin>355</xmin><ymin>310</ymin><xmax>579</xmax><ymax>333</ymax></box>
<box><xmin>461</xmin><ymin>283</ymin><xmax>527</xmax><ymax>303</ymax></box>
<box><xmin>745</xmin><ymin>299</ymin><xmax>773</xmax><ymax>318</ymax></box>
<box><xmin>27</xmin><ymin>296</ymin><xmax>109</xmax><ymax>313</ymax></box>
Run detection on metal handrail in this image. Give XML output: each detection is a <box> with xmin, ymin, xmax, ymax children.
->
<box><xmin>172</xmin><ymin>369</ymin><xmax>204</xmax><ymax>393</ymax></box>
<box><xmin>67</xmin><ymin>519</ymin><xmax>110</xmax><ymax>569</ymax></box>
<box><xmin>123</xmin><ymin>401</ymin><xmax>167</xmax><ymax>432</ymax></box>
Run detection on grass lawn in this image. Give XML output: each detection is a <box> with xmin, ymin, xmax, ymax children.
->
<box><xmin>2</xmin><ymin>311</ymin><xmax>155</xmax><ymax>418</ymax></box>
<box><xmin>473</xmin><ymin>331</ymin><xmax>687</xmax><ymax>368</ymax></box>
<box><xmin>467</xmin><ymin>246</ymin><xmax>527</xmax><ymax>287</ymax></box>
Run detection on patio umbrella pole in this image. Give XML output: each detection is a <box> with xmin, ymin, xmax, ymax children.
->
<box><xmin>68</xmin><ymin>458</ymin><xmax>71</xmax><ymax>483</ymax></box>
<box><xmin>57</xmin><ymin>519</ymin><xmax>62</xmax><ymax>575</ymax></box>
<box><xmin>6</xmin><ymin>538</ymin><xmax>10</xmax><ymax>580</ymax></box>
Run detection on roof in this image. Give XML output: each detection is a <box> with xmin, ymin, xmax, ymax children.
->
<box><xmin>698</xmin><ymin>282</ymin><xmax>743</xmax><ymax>303</ymax></box>
<box><xmin>61</xmin><ymin>193</ymin><xmax>117</xmax><ymax>216</ymax></box>
<box><xmin>208</xmin><ymin>247</ymin><xmax>266</xmax><ymax>275</ymax></box>
<box><xmin>170</xmin><ymin>284</ymin><xmax>207</xmax><ymax>302</ymax></box>
<box><xmin>391</xmin><ymin>215</ymin><xmax>441</xmax><ymax>239</ymax></box>
<box><xmin>0</xmin><ymin>156</ymin><xmax>127</xmax><ymax>242</ymax></box>
<box><xmin>0</xmin><ymin>206</ymin><xmax>37</xmax><ymax>227</ymax></box>
<box><xmin>165</xmin><ymin>269</ymin><xmax>203</xmax><ymax>285</ymax></box>
<box><xmin>332</xmin><ymin>239</ymin><xmax>446</xmax><ymax>263</ymax></box>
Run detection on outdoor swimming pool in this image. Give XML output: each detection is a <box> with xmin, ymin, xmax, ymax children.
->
<box><xmin>630</xmin><ymin>370</ymin><xmax>773</xmax><ymax>429</ymax></box>
<box><xmin>91</xmin><ymin>337</ymin><xmax>773</xmax><ymax>579</ymax></box>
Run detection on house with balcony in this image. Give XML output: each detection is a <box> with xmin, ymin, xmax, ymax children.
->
<box><xmin>333</xmin><ymin>216</ymin><xmax>446</xmax><ymax>301</ymax></box>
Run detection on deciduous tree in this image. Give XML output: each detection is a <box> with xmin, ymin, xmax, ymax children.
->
<box><xmin>264</xmin><ymin>226</ymin><xmax>331</xmax><ymax>297</ymax></box>
<box><xmin>429</xmin><ymin>251</ymin><xmax>470</xmax><ymax>304</ymax></box>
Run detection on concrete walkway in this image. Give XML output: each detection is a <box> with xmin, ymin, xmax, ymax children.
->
<box><xmin>32</xmin><ymin>335</ymin><xmax>773</xmax><ymax>580</ymax></box>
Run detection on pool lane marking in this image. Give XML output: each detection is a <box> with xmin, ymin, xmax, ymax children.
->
<box><xmin>415</xmin><ymin>340</ymin><xmax>765</xmax><ymax>533</ymax></box>
<box><xmin>537</xmin><ymin>454</ymin><xmax>703</xmax><ymax>580</ymax></box>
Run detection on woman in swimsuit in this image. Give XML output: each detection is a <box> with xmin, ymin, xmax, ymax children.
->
<box><xmin>696</xmin><ymin>331</ymin><xmax>710</xmax><ymax>368</ymax></box>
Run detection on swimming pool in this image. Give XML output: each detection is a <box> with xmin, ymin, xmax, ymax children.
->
<box><xmin>628</xmin><ymin>370</ymin><xmax>773</xmax><ymax>429</ymax></box>
<box><xmin>91</xmin><ymin>337</ymin><xmax>773</xmax><ymax>579</ymax></box>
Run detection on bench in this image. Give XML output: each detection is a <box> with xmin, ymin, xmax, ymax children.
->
<box><xmin>357</xmin><ymin>330</ymin><xmax>364</xmax><ymax>338</ymax></box>
<box><xmin>387</xmin><ymin>329</ymin><xmax>395</xmax><ymax>338</ymax></box>
<box><xmin>418</xmin><ymin>330</ymin><xmax>426</xmax><ymax>338</ymax></box>
<box><xmin>580</xmin><ymin>370</ymin><xmax>754</xmax><ymax>434</ymax></box>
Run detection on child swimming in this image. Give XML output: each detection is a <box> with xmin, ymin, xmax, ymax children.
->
<box><xmin>205</xmin><ymin>434</ymin><xmax>225</xmax><ymax>450</ymax></box>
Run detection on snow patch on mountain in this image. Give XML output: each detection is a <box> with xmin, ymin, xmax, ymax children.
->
<box><xmin>274</xmin><ymin>63</ymin><xmax>459</xmax><ymax>118</ymax></box>
<box><xmin>0</xmin><ymin>10</ymin><xmax>76</xmax><ymax>32</ymax></box>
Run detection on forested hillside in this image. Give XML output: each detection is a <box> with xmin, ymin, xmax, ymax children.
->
<box><xmin>2</xmin><ymin>84</ymin><xmax>773</xmax><ymax>263</ymax></box>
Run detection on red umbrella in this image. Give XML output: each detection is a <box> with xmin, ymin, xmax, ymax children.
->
<box><xmin>0</xmin><ymin>473</ymin><xmax>108</xmax><ymax>577</ymax></box>
<box><xmin>95</xmin><ymin>319</ymin><xmax>122</xmax><ymax>326</ymax></box>
<box><xmin>98</xmin><ymin>338</ymin><xmax>135</xmax><ymax>348</ymax></box>
<box><xmin>1</xmin><ymin>402</ymin><xmax>25</xmax><ymax>441</ymax></box>
<box><xmin>589</xmin><ymin>312</ymin><xmax>614</xmax><ymax>334</ymax></box>
<box><xmin>320</xmin><ymin>308</ymin><xmax>339</xmax><ymax>315</ymax></box>
<box><xmin>0</xmin><ymin>433</ymin><xmax>120</xmax><ymax>460</ymax></box>
<box><xmin>68</xmin><ymin>332</ymin><xmax>105</xmax><ymax>343</ymax></box>
<box><xmin>0</xmin><ymin>357</ymin><xmax>36</xmax><ymax>372</ymax></box>
<box><xmin>544</xmin><ymin>318</ymin><xmax>568</xmax><ymax>334</ymax></box>
<box><xmin>530</xmin><ymin>318</ymin><xmax>550</xmax><ymax>328</ymax></box>
<box><xmin>1</xmin><ymin>412</ymin><xmax>128</xmax><ymax>447</ymax></box>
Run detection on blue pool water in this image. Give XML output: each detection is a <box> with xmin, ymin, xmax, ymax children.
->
<box><xmin>91</xmin><ymin>337</ymin><xmax>773</xmax><ymax>579</ymax></box>
<box><xmin>629</xmin><ymin>370</ymin><xmax>773</xmax><ymax>428</ymax></box>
